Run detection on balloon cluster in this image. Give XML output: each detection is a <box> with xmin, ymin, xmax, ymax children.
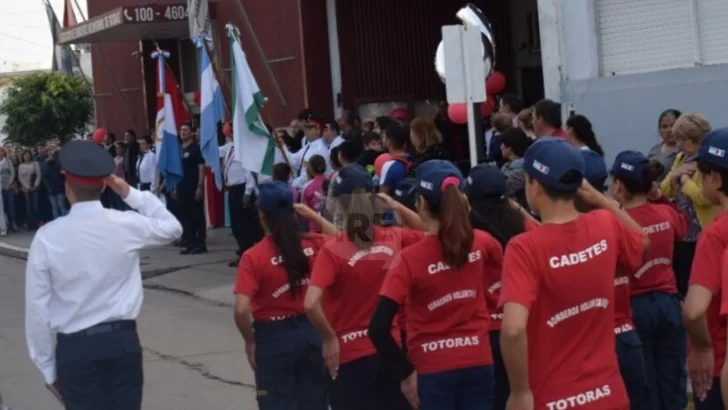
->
<box><xmin>447</xmin><ymin>71</ymin><xmax>506</xmax><ymax>124</ymax></box>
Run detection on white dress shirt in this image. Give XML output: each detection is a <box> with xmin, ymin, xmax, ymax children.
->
<box><xmin>221</xmin><ymin>144</ymin><xmax>248</xmax><ymax>186</ymax></box>
<box><xmin>286</xmin><ymin>138</ymin><xmax>330</xmax><ymax>190</ymax></box>
<box><xmin>329</xmin><ymin>135</ymin><xmax>345</xmax><ymax>150</ymax></box>
<box><xmin>136</xmin><ymin>150</ymin><xmax>158</xmax><ymax>191</ymax></box>
<box><xmin>25</xmin><ymin>189</ymin><xmax>183</xmax><ymax>384</ymax></box>
<box><xmin>244</xmin><ymin>171</ymin><xmax>273</xmax><ymax>196</ymax></box>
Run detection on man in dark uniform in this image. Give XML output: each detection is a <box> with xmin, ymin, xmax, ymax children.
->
<box><xmin>25</xmin><ymin>141</ymin><xmax>182</xmax><ymax>410</ymax></box>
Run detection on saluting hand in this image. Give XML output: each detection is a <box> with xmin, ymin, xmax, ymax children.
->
<box><xmin>400</xmin><ymin>371</ymin><xmax>419</xmax><ymax>410</ymax></box>
<box><xmin>688</xmin><ymin>346</ymin><xmax>714</xmax><ymax>401</ymax></box>
<box><xmin>45</xmin><ymin>382</ymin><xmax>63</xmax><ymax>404</ymax></box>
<box><xmin>105</xmin><ymin>175</ymin><xmax>131</xmax><ymax>199</ymax></box>
<box><xmin>245</xmin><ymin>342</ymin><xmax>257</xmax><ymax>372</ymax></box>
<box><xmin>576</xmin><ymin>179</ymin><xmax>603</xmax><ymax>206</ymax></box>
<box><xmin>506</xmin><ymin>390</ymin><xmax>534</xmax><ymax>410</ymax></box>
<box><xmin>322</xmin><ymin>336</ymin><xmax>340</xmax><ymax>380</ymax></box>
<box><xmin>294</xmin><ymin>203</ymin><xmax>315</xmax><ymax>220</ymax></box>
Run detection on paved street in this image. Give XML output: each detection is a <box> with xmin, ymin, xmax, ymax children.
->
<box><xmin>0</xmin><ymin>251</ymin><xmax>260</xmax><ymax>409</ymax></box>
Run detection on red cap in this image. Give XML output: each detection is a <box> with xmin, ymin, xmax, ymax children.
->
<box><xmin>64</xmin><ymin>172</ymin><xmax>106</xmax><ymax>187</ymax></box>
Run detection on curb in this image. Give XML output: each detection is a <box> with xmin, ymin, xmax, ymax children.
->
<box><xmin>0</xmin><ymin>242</ymin><xmax>189</xmax><ymax>279</ymax></box>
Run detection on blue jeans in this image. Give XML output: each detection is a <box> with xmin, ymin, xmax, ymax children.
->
<box><xmin>24</xmin><ymin>190</ymin><xmax>39</xmax><ymax>228</ymax></box>
<box><xmin>615</xmin><ymin>331</ymin><xmax>652</xmax><ymax>410</ymax></box>
<box><xmin>418</xmin><ymin>366</ymin><xmax>494</xmax><ymax>410</ymax></box>
<box><xmin>328</xmin><ymin>354</ymin><xmax>409</xmax><ymax>410</ymax></box>
<box><xmin>1</xmin><ymin>189</ymin><xmax>15</xmax><ymax>225</ymax></box>
<box><xmin>48</xmin><ymin>193</ymin><xmax>68</xmax><ymax>219</ymax></box>
<box><xmin>631</xmin><ymin>292</ymin><xmax>687</xmax><ymax>410</ymax></box>
<box><xmin>253</xmin><ymin>316</ymin><xmax>327</xmax><ymax>410</ymax></box>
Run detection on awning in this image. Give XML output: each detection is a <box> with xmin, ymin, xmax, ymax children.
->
<box><xmin>58</xmin><ymin>3</ymin><xmax>217</xmax><ymax>45</ymax></box>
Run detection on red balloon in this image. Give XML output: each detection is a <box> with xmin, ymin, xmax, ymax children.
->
<box><xmin>448</xmin><ymin>103</ymin><xmax>468</xmax><ymax>124</ymax></box>
<box><xmin>486</xmin><ymin>71</ymin><xmax>506</xmax><ymax>95</ymax></box>
<box><xmin>92</xmin><ymin>128</ymin><xmax>106</xmax><ymax>145</ymax></box>
<box><xmin>480</xmin><ymin>98</ymin><xmax>496</xmax><ymax>117</ymax></box>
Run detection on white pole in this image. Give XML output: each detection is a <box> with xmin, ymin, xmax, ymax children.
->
<box><xmin>466</xmin><ymin>102</ymin><xmax>477</xmax><ymax>167</ymax></box>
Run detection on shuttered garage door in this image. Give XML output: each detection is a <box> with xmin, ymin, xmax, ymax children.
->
<box><xmin>597</xmin><ymin>0</ymin><xmax>696</xmax><ymax>76</ymax></box>
<box><xmin>697</xmin><ymin>0</ymin><xmax>728</xmax><ymax>65</ymax></box>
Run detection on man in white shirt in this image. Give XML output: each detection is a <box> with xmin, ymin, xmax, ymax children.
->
<box><xmin>286</xmin><ymin>117</ymin><xmax>330</xmax><ymax>191</ymax></box>
<box><xmin>25</xmin><ymin>140</ymin><xmax>182</xmax><ymax>410</ymax></box>
<box><xmin>323</xmin><ymin>121</ymin><xmax>345</xmax><ymax>150</ymax></box>
<box><xmin>136</xmin><ymin>136</ymin><xmax>157</xmax><ymax>192</ymax></box>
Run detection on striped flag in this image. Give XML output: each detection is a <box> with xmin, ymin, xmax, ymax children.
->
<box><xmin>226</xmin><ymin>24</ymin><xmax>275</xmax><ymax>176</ymax></box>
<box><xmin>195</xmin><ymin>37</ymin><xmax>224</xmax><ymax>190</ymax></box>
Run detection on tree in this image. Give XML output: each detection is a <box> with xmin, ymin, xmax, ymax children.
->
<box><xmin>0</xmin><ymin>72</ymin><xmax>92</xmax><ymax>146</ymax></box>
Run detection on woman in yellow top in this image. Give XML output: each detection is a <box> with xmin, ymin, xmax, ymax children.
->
<box><xmin>659</xmin><ymin>112</ymin><xmax>721</xmax><ymax>296</ymax></box>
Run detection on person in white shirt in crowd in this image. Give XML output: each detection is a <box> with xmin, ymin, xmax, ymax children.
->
<box><xmin>136</xmin><ymin>136</ymin><xmax>157</xmax><ymax>192</ymax></box>
<box><xmin>324</xmin><ymin>121</ymin><xmax>345</xmax><ymax>150</ymax></box>
<box><xmin>25</xmin><ymin>140</ymin><xmax>182</xmax><ymax>410</ymax></box>
<box><xmin>286</xmin><ymin>115</ymin><xmax>330</xmax><ymax>191</ymax></box>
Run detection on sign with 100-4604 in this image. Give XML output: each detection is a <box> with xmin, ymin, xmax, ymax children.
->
<box><xmin>123</xmin><ymin>4</ymin><xmax>189</xmax><ymax>23</ymax></box>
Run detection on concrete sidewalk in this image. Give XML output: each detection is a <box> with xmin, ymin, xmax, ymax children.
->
<box><xmin>0</xmin><ymin>228</ymin><xmax>240</xmax><ymax>280</ymax></box>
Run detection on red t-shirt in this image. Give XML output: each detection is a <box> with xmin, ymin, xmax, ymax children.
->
<box><xmin>499</xmin><ymin>210</ymin><xmax>643</xmax><ymax>409</ymax></box>
<box><xmin>234</xmin><ymin>233</ymin><xmax>328</xmax><ymax>321</ymax></box>
<box><xmin>551</xmin><ymin>129</ymin><xmax>567</xmax><ymax>139</ymax></box>
<box><xmin>309</xmin><ymin>226</ymin><xmax>423</xmax><ymax>364</ymax></box>
<box><xmin>626</xmin><ymin>203</ymin><xmax>687</xmax><ymax>296</ymax></box>
<box><xmin>692</xmin><ymin>211</ymin><xmax>728</xmax><ymax>376</ymax></box>
<box><xmin>380</xmin><ymin>230</ymin><xmax>500</xmax><ymax>374</ymax></box>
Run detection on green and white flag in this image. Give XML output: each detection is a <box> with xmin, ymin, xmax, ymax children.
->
<box><xmin>226</xmin><ymin>24</ymin><xmax>275</xmax><ymax>176</ymax></box>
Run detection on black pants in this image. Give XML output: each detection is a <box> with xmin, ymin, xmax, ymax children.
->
<box><xmin>328</xmin><ymin>354</ymin><xmax>410</xmax><ymax>410</ymax></box>
<box><xmin>241</xmin><ymin>199</ymin><xmax>264</xmax><ymax>253</ymax></box>
<box><xmin>139</xmin><ymin>183</ymin><xmax>151</xmax><ymax>192</ymax></box>
<box><xmin>56</xmin><ymin>320</ymin><xmax>143</xmax><ymax>410</ymax></box>
<box><xmin>227</xmin><ymin>184</ymin><xmax>246</xmax><ymax>252</ymax></box>
<box><xmin>178</xmin><ymin>189</ymin><xmax>206</xmax><ymax>247</ymax></box>
<box><xmin>673</xmin><ymin>241</ymin><xmax>696</xmax><ymax>297</ymax></box>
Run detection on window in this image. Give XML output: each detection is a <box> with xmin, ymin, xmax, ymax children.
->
<box><xmin>597</xmin><ymin>0</ymin><xmax>728</xmax><ymax>76</ymax></box>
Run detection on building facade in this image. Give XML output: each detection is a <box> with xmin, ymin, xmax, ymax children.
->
<box><xmin>541</xmin><ymin>0</ymin><xmax>728</xmax><ymax>164</ymax></box>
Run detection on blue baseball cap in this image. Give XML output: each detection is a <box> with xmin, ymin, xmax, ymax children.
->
<box><xmin>466</xmin><ymin>163</ymin><xmax>506</xmax><ymax>198</ymax></box>
<box><xmin>523</xmin><ymin>137</ymin><xmax>584</xmax><ymax>192</ymax></box>
<box><xmin>332</xmin><ymin>164</ymin><xmax>375</xmax><ymax>197</ymax></box>
<box><xmin>392</xmin><ymin>178</ymin><xmax>417</xmax><ymax>210</ymax></box>
<box><xmin>414</xmin><ymin>160</ymin><xmax>465</xmax><ymax>202</ymax></box>
<box><xmin>258</xmin><ymin>181</ymin><xmax>294</xmax><ymax>214</ymax></box>
<box><xmin>611</xmin><ymin>150</ymin><xmax>648</xmax><ymax>183</ymax></box>
<box><xmin>581</xmin><ymin>150</ymin><xmax>608</xmax><ymax>190</ymax></box>
<box><xmin>697</xmin><ymin>128</ymin><xmax>728</xmax><ymax>169</ymax></box>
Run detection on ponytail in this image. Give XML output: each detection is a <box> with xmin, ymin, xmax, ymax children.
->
<box><xmin>266</xmin><ymin>212</ymin><xmax>310</xmax><ymax>297</ymax></box>
<box><xmin>437</xmin><ymin>186</ymin><xmax>474</xmax><ymax>269</ymax></box>
<box><xmin>341</xmin><ymin>188</ymin><xmax>382</xmax><ymax>250</ymax></box>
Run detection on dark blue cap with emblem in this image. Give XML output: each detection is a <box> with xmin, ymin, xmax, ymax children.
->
<box><xmin>466</xmin><ymin>163</ymin><xmax>506</xmax><ymax>198</ymax></box>
<box><xmin>414</xmin><ymin>160</ymin><xmax>465</xmax><ymax>202</ymax></box>
<box><xmin>581</xmin><ymin>150</ymin><xmax>608</xmax><ymax>191</ymax></box>
<box><xmin>697</xmin><ymin>128</ymin><xmax>728</xmax><ymax>169</ymax></box>
<box><xmin>58</xmin><ymin>140</ymin><xmax>115</xmax><ymax>186</ymax></box>
<box><xmin>392</xmin><ymin>178</ymin><xmax>417</xmax><ymax>210</ymax></box>
<box><xmin>611</xmin><ymin>150</ymin><xmax>649</xmax><ymax>183</ymax></box>
<box><xmin>523</xmin><ymin>137</ymin><xmax>584</xmax><ymax>192</ymax></box>
<box><xmin>258</xmin><ymin>181</ymin><xmax>294</xmax><ymax>214</ymax></box>
<box><xmin>332</xmin><ymin>164</ymin><xmax>374</xmax><ymax>197</ymax></box>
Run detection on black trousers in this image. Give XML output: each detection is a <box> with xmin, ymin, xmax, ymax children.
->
<box><xmin>178</xmin><ymin>189</ymin><xmax>206</xmax><ymax>247</ymax></box>
<box><xmin>227</xmin><ymin>184</ymin><xmax>246</xmax><ymax>252</ymax></box>
<box><xmin>56</xmin><ymin>320</ymin><xmax>143</xmax><ymax>410</ymax></box>
<box><xmin>139</xmin><ymin>183</ymin><xmax>151</xmax><ymax>192</ymax></box>
<box><xmin>673</xmin><ymin>241</ymin><xmax>696</xmax><ymax>297</ymax></box>
<box><xmin>241</xmin><ymin>199</ymin><xmax>264</xmax><ymax>253</ymax></box>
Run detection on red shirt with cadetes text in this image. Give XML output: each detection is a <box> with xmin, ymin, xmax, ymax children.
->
<box><xmin>499</xmin><ymin>210</ymin><xmax>644</xmax><ymax>410</ymax></box>
<box><xmin>692</xmin><ymin>211</ymin><xmax>728</xmax><ymax>376</ymax></box>
<box><xmin>309</xmin><ymin>226</ymin><xmax>423</xmax><ymax>364</ymax></box>
<box><xmin>234</xmin><ymin>233</ymin><xmax>328</xmax><ymax>321</ymax></box>
<box><xmin>381</xmin><ymin>230</ymin><xmax>500</xmax><ymax>374</ymax></box>
<box><xmin>626</xmin><ymin>202</ymin><xmax>686</xmax><ymax>296</ymax></box>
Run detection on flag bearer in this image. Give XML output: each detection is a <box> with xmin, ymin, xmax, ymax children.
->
<box><xmin>25</xmin><ymin>140</ymin><xmax>183</xmax><ymax>410</ymax></box>
<box><xmin>499</xmin><ymin>138</ymin><xmax>648</xmax><ymax>410</ymax></box>
<box><xmin>233</xmin><ymin>181</ymin><xmax>334</xmax><ymax>410</ymax></box>
<box><xmin>683</xmin><ymin>128</ymin><xmax>728</xmax><ymax>409</ymax></box>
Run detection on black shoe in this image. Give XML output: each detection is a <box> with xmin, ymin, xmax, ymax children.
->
<box><xmin>180</xmin><ymin>247</ymin><xmax>193</xmax><ymax>255</ymax></box>
<box><xmin>228</xmin><ymin>260</ymin><xmax>239</xmax><ymax>268</ymax></box>
<box><xmin>172</xmin><ymin>240</ymin><xmax>187</xmax><ymax>248</ymax></box>
<box><xmin>189</xmin><ymin>245</ymin><xmax>208</xmax><ymax>255</ymax></box>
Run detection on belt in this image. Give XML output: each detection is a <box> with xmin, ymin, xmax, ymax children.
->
<box><xmin>58</xmin><ymin>320</ymin><xmax>137</xmax><ymax>339</ymax></box>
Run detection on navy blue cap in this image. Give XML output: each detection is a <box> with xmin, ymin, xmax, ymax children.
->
<box><xmin>523</xmin><ymin>137</ymin><xmax>584</xmax><ymax>192</ymax></box>
<box><xmin>392</xmin><ymin>178</ymin><xmax>417</xmax><ymax>210</ymax></box>
<box><xmin>697</xmin><ymin>128</ymin><xmax>728</xmax><ymax>169</ymax></box>
<box><xmin>58</xmin><ymin>140</ymin><xmax>115</xmax><ymax>186</ymax></box>
<box><xmin>581</xmin><ymin>149</ymin><xmax>608</xmax><ymax>189</ymax></box>
<box><xmin>414</xmin><ymin>160</ymin><xmax>465</xmax><ymax>202</ymax></box>
<box><xmin>258</xmin><ymin>181</ymin><xmax>294</xmax><ymax>214</ymax></box>
<box><xmin>466</xmin><ymin>163</ymin><xmax>506</xmax><ymax>197</ymax></box>
<box><xmin>611</xmin><ymin>150</ymin><xmax>648</xmax><ymax>183</ymax></box>
<box><xmin>332</xmin><ymin>164</ymin><xmax>374</xmax><ymax>197</ymax></box>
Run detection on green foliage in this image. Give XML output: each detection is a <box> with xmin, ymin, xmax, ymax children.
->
<box><xmin>0</xmin><ymin>72</ymin><xmax>92</xmax><ymax>146</ymax></box>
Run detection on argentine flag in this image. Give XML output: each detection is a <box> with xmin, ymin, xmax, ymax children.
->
<box><xmin>226</xmin><ymin>24</ymin><xmax>276</xmax><ymax>176</ymax></box>
<box><xmin>195</xmin><ymin>36</ymin><xmax>225</xmax><ymax>190</ymax></box>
